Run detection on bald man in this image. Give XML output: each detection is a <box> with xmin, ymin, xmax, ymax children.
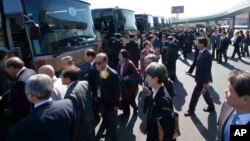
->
<box><xmin>38</xmin><ymin>65</ymin><xmax>67</xmax><ymax>100</ymax></box>
<box><xmin>5</xmin><ymin>57</ymin><xmax>36</xmax><ymax>124</ymax></box>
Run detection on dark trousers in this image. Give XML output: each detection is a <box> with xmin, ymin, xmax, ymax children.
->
<box><xmin>187</xmin><ymin>58</ymin><xmax>197</xmax><ymax>73</ymax></box>
<box><xmin>101</xmin><ymin>111</ymin><xmax>118</xmax><ymax>141</ymax></box>
<box><xmin>231</xmin><ymin>47</ymin><xmax>241</xmax><ymax>59</ymax></box>
<box><xmin>167</xmin><ymin>60</ymin><xmax>177</xmax><ymax>81</ymax></box>
<box><xmin>122</xmin><ymin>94</ymin><xmax>138</xmax><ymax>115</ymax></box>
<box><xmin>188</xmin><ymin>83</ymin><xmax>214</xmax><ymax>113</ymax></box>
<box><xmin>242</xmin><ymin>45</ymin><xmax>249</xmax><ymax>57</ymax></box>
<box><xmin>92</xmin><ymin>100</ymin><xmax>100</xmax><ymax>126</ymax></box>
<box><xmin>212</xmin><ymin>44</ymin><xmax>218</xmax><ymax>59</ymax></box>
<box><xmin>217</xmin><ymin>50</ymin><xmax>228</xmax><ymax>63</ymax></box>
<box><xmin>240</xmin><ymin>45</ymin><xmax>244</xmax><ymax>53</ymax></box>
<box><xmin>0</xmin><ymin>115</ymin><xmax>8</xmax><ymax>141</ymax></box>
<box><xmin>182</xmin><ymin>46</ymin><xmax>188</xmax><ymax>58</ymax></box>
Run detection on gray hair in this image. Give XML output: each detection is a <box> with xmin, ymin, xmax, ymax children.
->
<box><xmin>145</xmin><ymin>62</ymin><xmax>167</xmax><ymax>84</ymax></box>
<box><xmin>25</xmin><ymin>74</ymin><xmax>53</xmax><ymax>100</ymax></box>
<box><xmin>61</xmin><ymin>56</ymin><xmax>74</xmax><ymax>65</ymax></box>
<box><xmin>144</xmin><ymin>54</ymin><xmax>159</xmax><ymax>63</ymax></box>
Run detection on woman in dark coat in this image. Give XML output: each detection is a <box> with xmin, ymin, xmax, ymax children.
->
<box><xmin>117</xmin><ymin>49</ymin><xmax>139</xmax><ymax>117</ymax></box>
<box><xmin>145</xmin><ymin>62</ymin><xmax>175</xmax><ymax>141</ymax></box>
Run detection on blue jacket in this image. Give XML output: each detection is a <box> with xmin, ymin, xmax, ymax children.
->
<box><xmin>195</xmin><ymin>48</ymin><xmax>212</xmax><ymax>84</ymax></box>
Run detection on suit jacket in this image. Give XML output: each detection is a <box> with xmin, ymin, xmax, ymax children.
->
<box><xmin>8</xmin><ymin>100</ymin><xmax>75</xmax><ymax>141</ymax></box>
<box><xmin>218</xmin><ymin>37</ymin><xmax>230</xmax><ymax>51</ymax></box>
<box><xmin>125</xmin><ymin>40</ymin><xmax>140</xmax><ymax>64</ymax></box>
<box><xmin>146</xmin><ymin>86</ymin><xmax>175</xmax><ymax>141</ymax></box>
<box><xmin>89</xmin><ymin>63</ymin><xmax>99</xmax><ymax>97</ymax></box>
<box><xmin>216</xmin><ymin>102</ymin><xmax>234</xmax><ymax>141</ymax></box>
<box><xmin>117</xmin><ymin>60</ymin><xmax>139</xmax><ymax>97</ymax></box>
<box><xmin>0</xmin><ymin>61</ymin><xmax>11</xmax><ymax>95</ymax></box>
<box><xmin>9</xmin><ymin>68</ymin><xmax>36</xmax><ymax>123</ymax></box>
<box><xmin>233</xmin><ymin>36</ymin><xmax>241</xmax><ymax>48</ymax></box>
<box><xmin>195</xmin><ymin>48</ymin><xmax>212</xmax><ymax>84</ymax></box>
<box><xmin>64</xmin><ymin>81</ymin><xmax>95</xmax><ymax>141</ymax></box>
<box><xmin>92</xmin><ymin>66</ymin><xmax>120</xmax><ymax>113</ymax></box>
<box><xmin>152</xmin><ymin>37</ymin><xmax>162</xmax><ymax>50</ymax></box>
<box><xmin>166</xmin><ymin>42</ymin><xmax>178</xmax><ymax>64</ymax></box>
<box><xmin>110</xmin><ymin>40</ymin><xmax>123</xmax><ymax>69</ymax></box>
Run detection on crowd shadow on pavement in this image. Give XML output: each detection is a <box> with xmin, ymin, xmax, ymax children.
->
<box><xmin>239</xmin><ymin>58</ymin><xmax>250</xmax><ymax>65</ymax></box>
<box><xmin>190</xmin><ymin>112</ymin><xmax>217</xmax><ymax>141</ymax></box>
<box><xmin>220</xmin><ymin>61</ymin><xmax>242</xmax><ymax>71</ymax></box>
<box><xmin>173</xmin><ymin>79</ymin><xmax>188</xmax><ymax>111</ymax></box>
<box><xmin>117</xmin><ymin>113</ymin><xmax>137</xmax><ymax>141</ymax></box>
<box><xmin>208</xmin><ymin>86</ymin><xmax>221</xmax><ymax>105</ymax></box>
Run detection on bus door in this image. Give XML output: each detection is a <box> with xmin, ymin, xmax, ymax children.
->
<box><xmin>102</xmin><ymin>11</ymin><xmax>116</xmax><ymax>37</ymax></box>
<box><xmin>5</xmin><ymin>17</ymin><xmax>34</xmax><ymax>68</ymax></box>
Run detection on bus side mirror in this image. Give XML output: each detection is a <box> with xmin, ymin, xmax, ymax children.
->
<box><xmin>26</xmin><ymin>22</ymin><xmax>41</xmax><ymax>40</ymax></box>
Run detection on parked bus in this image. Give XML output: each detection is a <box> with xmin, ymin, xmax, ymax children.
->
<box><xmin>135</xmin><ymin>14</ymin><xmax>154</xmax><ymax>33</ymax></box>
<box><xmin>153</xmin><ymin>16</ymin><xmax>162</xmax><ymax>29</ymax></box>
<box><xmin>0</xmin><ymin>0</ymin><xmax>97</xmax><ymax>72</ymax></box>
<box><xmin>161</xmin><ymin>18</ymin><xmax>165</xmax><ymax>27</ymax></box>
<box><xmin>91</xmin><ymin>8</ymin><xmax>137</xmax><ymax>38</ymax></box>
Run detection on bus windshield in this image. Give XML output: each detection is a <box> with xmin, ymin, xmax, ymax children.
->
<box><xmin>147</xmin><ymin>15</ymin><xmax>154</xmax><ymax>29</ymax></box>
<box><xmin>23</xmin><ymin>0</ymin><xmax>96</xmax><ymax>56</ymax></box>
<box><xmin>158</xmin><ymin>17</ymin><xmax>162</xmax><ymax>25</ymax></box>
<box><xmin>115</xmin><ymin>9</ymin><xmax>137</xmax><ymax>32</ymax></box>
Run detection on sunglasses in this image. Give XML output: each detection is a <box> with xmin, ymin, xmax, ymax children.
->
<box><xmin>95</xmin><ymin>61</ymin><xmax>104</xmax><ymax>65</ymax></box>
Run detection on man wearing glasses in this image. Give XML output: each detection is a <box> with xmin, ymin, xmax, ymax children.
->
<box><xmin>92</xmin><ymin>53</ymin><xmax>120</xmax><ymax>141</ymax></box>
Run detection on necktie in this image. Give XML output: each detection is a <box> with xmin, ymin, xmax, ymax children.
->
<box><xmin>231</xmin><ymin>113</ymin><xmax>239</xmax><ymax>125</ymax></box>
<box><xmin>224</xmin><ymin>112</ymin><xmax>239</xmax><ymax>141</ymax></box>
<box><xmin>197</xmin><ymin>52</ymin><xmax>202</xmax><ymax>60</ymax></box>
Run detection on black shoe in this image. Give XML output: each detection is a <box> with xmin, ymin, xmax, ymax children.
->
<box><xmin>184</xmin><ymin>111</ymin><xmax>194</xmax><ymax>117</ymax></box>
<box><xmin>203</xmin><ymin>107</ymin><xmax>215</xmax><ymax>112</ymax></box>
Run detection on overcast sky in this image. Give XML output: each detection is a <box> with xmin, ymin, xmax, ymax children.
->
<box><xmin>89</xmin><ymin>0</ymin><xmax>246</xmax><ymax>19</ymax></box>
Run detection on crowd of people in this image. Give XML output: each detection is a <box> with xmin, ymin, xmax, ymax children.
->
<box><xmin>0</xmin><ymin>26</ymin><xmax>249</xmax><ymax>141</ymax></box>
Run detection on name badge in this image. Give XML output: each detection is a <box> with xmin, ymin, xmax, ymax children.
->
<box><xmin>97</xmin><ymin>87</ymin><xmax>101</xmax><ymax>98</ymax></box>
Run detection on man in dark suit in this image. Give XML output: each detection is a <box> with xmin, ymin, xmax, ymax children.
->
<box><xmin>92</xmin><ymin>53</ymin><xmax>120</xmax><ymax>141</ymax></box>
<box><xmin>109</xmin><ymin>33</ymin><xmax>123</xmax><ymax>69</ymax></box>
<box><xmin>217</xmin><ymin>31</ymin><xmax>230</xmax><ymax>64</ymax></box>
<box><xmin>61</xmin><ymin>66</ymin><xmax>95</xmax><ymax>141</ymax></box>
<box><xmin>81</xmin><ymin>49</ymin><xmax>101</xmax><ymax>124</ymax></box>
<box><xmin>8</xmin><ymin>74</ymin><xmax>75</xmax><ymax>141</ymax></box>
<box><xmin>216</xmin><ymin>71</ymin><xmax>250</xmax><ymax>141</ymax></box>
<box><xmin>165</xmin><ymin>36</ymin><xmax>179</xmax><ymax>81</ymax></box>
<box><xmin>185</xmin><ymin>37</ymin><xmax>215</xmax><ymax>116</ymax></box>
<box><xmin>231</xmin><ymin>32</ymin><xmax>241</xmax><ymax>60</ymax></box>
<box><xmin>4</xmin><ymin>57</ymin><xmax>36</xmax><ymax>124</ymax></box>
<box><xmin>151</xmin><ymin>32</ymin><xmax>162</xmax><ymax>55</ymax></box>
<box><xmin>0</xmin><ymin>50</ymin><xmax>12</xmax><ymax>141</ymax></box>
<box><xmin>124</xmin><ymin>33</ymin><xmax>140</xmax><ymax>68</ymax></box>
